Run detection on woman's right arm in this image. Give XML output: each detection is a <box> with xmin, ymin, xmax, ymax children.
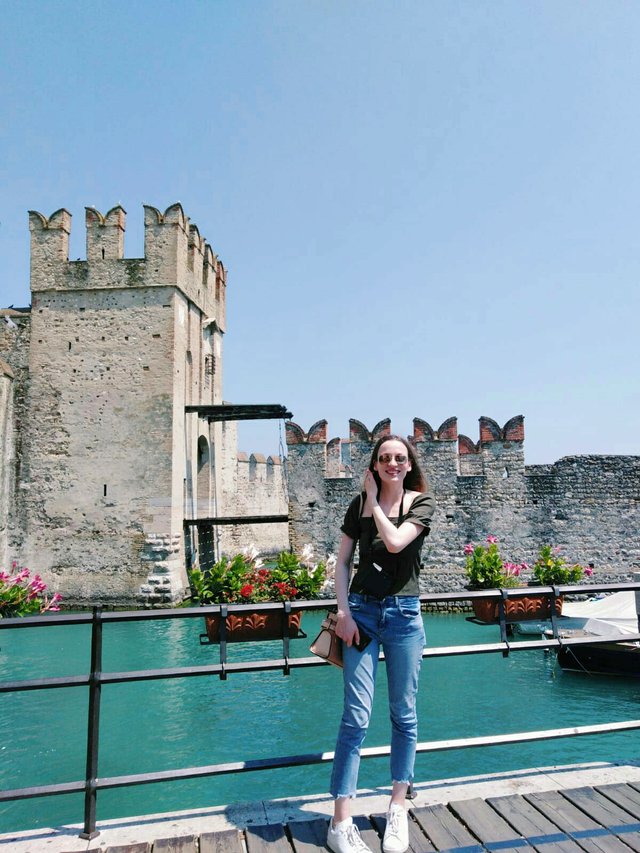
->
<box><xmin>334</xmin><ymin>532</ymin><xmax>360</xmax><ymax>647</ymax></box>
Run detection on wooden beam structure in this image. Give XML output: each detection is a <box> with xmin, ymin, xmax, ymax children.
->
<box><xmin>185</xmin><ymin>515</ymin><xmax>289</xmax><ymax>527</ymax></box>
<box><xmin>184</xmin><ymin>404</ymin><xmax>292</xmax><ymax>422</ymax></box>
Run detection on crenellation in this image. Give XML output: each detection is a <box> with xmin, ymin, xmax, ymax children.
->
<box><xmin>29</xmin><ymin>209</ymin><xmax>72</xmax><ymax>290</ymax></box>
<box><xmin>85</xmin><ymin>205</ymin><xmax>126</xmax><ymax>261</ymax></box>
<box><xmin>286</xmin><ymin>415</ymin><xmax>640</xmax><ymax>591</ymax></box>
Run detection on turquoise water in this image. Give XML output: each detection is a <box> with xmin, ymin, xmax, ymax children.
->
<box><xmin>2</xmin><ymin>611</ymin><xmax>640</xmax><ymax>834</ymax></box>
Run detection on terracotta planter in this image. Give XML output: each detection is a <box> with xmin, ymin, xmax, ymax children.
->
<box><xmin>471</xmin><ymin>594</ymin><xmax>563</xmax><ymax>624</ymax></box>
<box><xmin>204</xmin><ymin>609</ymin><xmax>304</xmax><ymax>643</ymax></box>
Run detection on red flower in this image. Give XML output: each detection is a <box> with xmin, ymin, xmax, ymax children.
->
<box><xmin>240</xmin><ymin>584</ymin><xmax>254</xmax><ymax>598</ymax></box>
<box><xmin>258</xmin><ymin>568</ymin><xmax>269</xmax><ymax>579</ymax></box>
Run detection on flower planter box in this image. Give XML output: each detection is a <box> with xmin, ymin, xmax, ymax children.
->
<box><xmin>204</xmin><ymin>609</ymin><xmax>304</xmax><ymax>643</ymax></box>
<box><xmin>471</xmin><ymin>594</ymin><xmax>563</xmax><ymax>624</ymax></box>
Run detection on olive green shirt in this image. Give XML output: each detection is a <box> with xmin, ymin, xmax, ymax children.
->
<box><xmin>341</xmin><ymin>492</ymin><xmax>436</xmax><ymax>596</ymax></box>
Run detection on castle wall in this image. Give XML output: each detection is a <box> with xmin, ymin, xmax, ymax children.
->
<box><xmin>0</xmin><ymin>310</ymin><xmax>31</xmax><ymax>569</ymax></box>
<box><xmin>6</xmin><ymin>204</ymin><xmax>229</xmax><ymax>605</ymax></box>
<box><xmin>286</xmin><ymin>416</ymin><xmax>640</xmax><ymax>591</ymax></box>
<box><xmin>0</xmin><ymin>359</ymin><xmax>14</xmax><ymax>567</ymax></box>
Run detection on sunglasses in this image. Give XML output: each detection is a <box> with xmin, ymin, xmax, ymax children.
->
<box><xmin>378</xmin><ymin>453</ymin><xmax>408</xmax><ymax>464</ymax></box>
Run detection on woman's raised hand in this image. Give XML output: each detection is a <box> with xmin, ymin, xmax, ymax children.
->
<box><xmin>363</xmin><ymin>470</ymin><xmax>378</xmax><ymax>506</ymax></box>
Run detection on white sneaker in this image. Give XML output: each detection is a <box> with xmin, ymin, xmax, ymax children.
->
<box><xmin>327</xmin><ymin>817</ymin><xmax>373</xmax><ymax>853</ymax></box>
<box><xmin>382</xmin><ymin>804</ymin><xmax>409</xmax><ymax>853</ymax></box>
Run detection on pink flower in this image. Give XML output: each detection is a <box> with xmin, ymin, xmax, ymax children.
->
<box><xmin>463</xmin><ymin>543</ymin><xmax>474</xmax><ymax>555</ymax></box>
<box><xmin>584</xmin><ymin>566</ymin><xmax>593</xmax><ymax>577</ymax></box>
<box><xmin>520</xmin><ymin>563</ymin><xmax>529</xmax><ymax>571</ymax></box>
<box><xmin>486</xmin><ymin>535</ymin><xmax>498</xmax><ymax>545</ymax></box>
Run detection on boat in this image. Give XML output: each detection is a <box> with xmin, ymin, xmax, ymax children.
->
<box><xmin>514</xmin><ymin>592</ymin><xmax>640</xmax><ymax>677</ymax></box>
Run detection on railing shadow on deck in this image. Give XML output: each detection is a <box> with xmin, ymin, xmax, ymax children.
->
<box><xmin>2</xmin><ymin>581</ymin><xmax>640</xmax><ymax>840</ymax></box>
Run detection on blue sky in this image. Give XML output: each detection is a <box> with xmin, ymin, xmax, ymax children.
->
<box><xmin>2</xmin><ymin>1</ymin><xmax>639</xmax><ymax>464</ymax></box>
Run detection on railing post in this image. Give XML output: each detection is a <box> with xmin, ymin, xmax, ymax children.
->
<box><xmin>498</xmin><ymin>590</ymin><xmax>510</xmax><ymax>656</ymax></box>
<box><xmin>549</xmin><ymin>586</ymin><xmax>560</xmax><ymax>637</ymax></box>
<box><xmin>80</xmin><ymin>606</ymin><xmax>103</xmax><ymax>839</ymax></box>
<box><xmin>282</xmin><ymin>600</ymin><xmax>291</xmax><ymax>676</ymax></box>
<box><xmin>634</xmin><ymin>572</ymin><xmax>640</xmax><ymax>633</ymax></box>
<box><xmin>219</xmin><ymin>604</ymin><xmax>228</xmax><ymax>680</ymax></box>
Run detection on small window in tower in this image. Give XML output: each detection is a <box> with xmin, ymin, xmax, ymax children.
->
<box><xmin>68</xmin><ymin>342</ymin><xmax>72</xmax><ymax>351</ymax></box>
<box><xmin>101</xmin><ymin>248</ymin><xmax>105</xmax><ymax>259</ymax></box>
<box><xmin>103</xmin><ymin>484</ymin><xmax>107</xmax><ymax>497</ymax></box>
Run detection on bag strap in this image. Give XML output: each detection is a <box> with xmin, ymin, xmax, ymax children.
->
<box><xmin>347</xmin><ymin>492</ymin><xmax>365</xmax><ymax>568</ymax></box>
<box><xmin>397</xmin><ymin>488</ymin><xmax>407</xmax><ymax>526</ymax></box>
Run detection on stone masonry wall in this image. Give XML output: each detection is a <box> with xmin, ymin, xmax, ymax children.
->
<box><xmin>0</xmin><ymin>310</ymin><xmax>31</xmax><ymax>569</ymax></box>
<box><xmin>286</xmin><ymin>415</ymin><xmax>640</xmax><ymax>593</ymax></box>
<box><xmin>1</xmin><ymin>204</ymin><xmax>228</xmax><ymax>605</ymax></box>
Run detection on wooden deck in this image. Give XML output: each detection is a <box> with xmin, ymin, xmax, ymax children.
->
<box><xmin>66</xmin><ymin>782</ymin><xmax>640</xmax><ymax>853</ymax></box>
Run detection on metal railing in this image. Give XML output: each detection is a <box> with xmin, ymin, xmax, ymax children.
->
<box><xmin>2</xmin><ymin>582</ymin><xmax>640</xmax><ymax>839</ymax></box>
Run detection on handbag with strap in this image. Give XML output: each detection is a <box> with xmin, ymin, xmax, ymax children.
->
<box><xmin>309</xmin><ymin>612</ymin><xmax>343</xmax><ymax>667</ymax></box>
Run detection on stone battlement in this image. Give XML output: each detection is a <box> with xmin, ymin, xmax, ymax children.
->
<box><xmin>285</xmin><ymin>415</ymin><xmax>640</xmax><ymax>590</ymax></box>
<box><xmin>28</xmin><ymin>203</ymin><xmax>226</xmax><ymax>327</ymax></box>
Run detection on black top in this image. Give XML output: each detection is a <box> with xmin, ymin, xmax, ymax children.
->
<box><xmin>341</xmin><ymin>492</ymin><xmax>436</xmax><ymax>596</ymax></box>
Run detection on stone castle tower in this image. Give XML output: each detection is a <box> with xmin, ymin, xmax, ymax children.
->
<box><xmin>2</xmin><ymin>203</ymin><xmax>235</xmax><ymax>604</ymax></box>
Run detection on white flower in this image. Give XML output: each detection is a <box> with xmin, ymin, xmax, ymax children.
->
<box><xmin>301</xmin><ymin>543</ymin><xmax>314</xmax><ymax>565</ymax></box>
<box><xmin>254</xmin><ymin>558</ymin><xmax>264</xmax><ymax>570</ymax></box>
<box><xmin>326</xmin><ymin>553</ymin><xmax>337</xmax><ymax>569</ymax></box>
<box><xmin>242</xmin><ymin>544</ymin><xmax>259</xmax><ymax>561</ymax></box>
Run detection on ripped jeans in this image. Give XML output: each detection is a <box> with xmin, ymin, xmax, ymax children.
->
<box><xmin>329</xmin><ymin>593</ymin><xmax>425</xmax><ymax>799</ymax></box>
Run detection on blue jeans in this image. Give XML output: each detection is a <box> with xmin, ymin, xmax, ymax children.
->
<box><xmin>330</xmin><ymin>593</ymin><xmax>425</xmax><ymax>799</ymax></box>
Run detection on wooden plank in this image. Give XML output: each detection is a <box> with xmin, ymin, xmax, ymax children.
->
<box><xmin>596</xmin><ymin>785</ymin><xmax>640</xmax><ymax>820</ymax></box>
<box><xmin>199</xmin><ymin>829</ymin><xmax>244</xmax><ymax>853</ymax></box>
<box><xmin>104</xmin><ymin>844</ymin><xmax>151</xmax><ymax>853</ymax></box>
<box><xmin>288</xmin><ymin>818</ymin><xmax>330</xmax><ymax>852</ymax></box>
<box><xmin>488</xmin><ymin>794</ymin><xmax>582</xmax><ymax>853</ymax></box>
<box><xmin>352</xmin><ymin>815</ymin><xmax>383</xmax><ymax>851</ymax></box>
<box><xmin>561</xmin><ymin>788</ymin><xmax>640</xmax><ymax>853</ymax></box>
<box><xmin>525</xmin><ymin>790</ymin><xmax>635</xmax><ymax>853</ymax></box>
<box><xmin>153</xmin><ymin>836</ymin><xmax>197</xmax><ymax>852</ymax></box>
<box><xmin>412</xmin><ymin>803</ymin><xmax>483</xmax><ymax>851</ymax></box>
<box><xmin>371</xmin><ymin>811</ymin><xmax>436</xmax><ymax>852</ymax></box>
<box><xmin>448</xmin><ymin>797</ymin><xmax>530</xmax><ymax>851</ymax></box>
<box><xmin>245</xmin><ymin>823</ymin><xmax>291</xmax><ymax>853</ymax></box>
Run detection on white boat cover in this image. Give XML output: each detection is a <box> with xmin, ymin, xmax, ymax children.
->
<box><xmin>562</xmin><ymin>591</ymin><xmax>640</xmax><ymax>637</ymax></box>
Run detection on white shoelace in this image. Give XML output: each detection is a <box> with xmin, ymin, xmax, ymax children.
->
<box><xmin>386</xmin><ymin>807</ymin><xmax>404</xmax><ymax>840</ymax></box>
<box><xmin>346</xmin><ymin>822</ymin><xmax>370</xmax><ymax>852</ymax></box>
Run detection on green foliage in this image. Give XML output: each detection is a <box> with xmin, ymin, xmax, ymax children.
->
<box><xmin>188</xmin><ymin>544</ymin><xmax>330</xmax><ymax>604</ymax></box>
<box><xmin>532</xmin><ymin>544</ymin><xmax>589</xmax><ymax>584</ymax></box>
<box><xmin>464</xmin><ymin>537</ymin><xmax>522</xmax><ymax>589</ymax></box>
<box><xmin>0</xmin><ymin>564</ymin><xmax>62</xmax><ymax>617</ymax></box>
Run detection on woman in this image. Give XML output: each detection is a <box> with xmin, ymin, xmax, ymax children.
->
<box><xmin>327</xmin><ymin>435</ymin><xmax>435</xmax><ymax>853</ymax></box>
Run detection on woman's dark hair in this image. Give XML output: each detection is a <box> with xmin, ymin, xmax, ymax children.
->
<box><xmin>368</xmin><ymin>434</ymin><xmax>427</xmax><ymax>493</ymax></box>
